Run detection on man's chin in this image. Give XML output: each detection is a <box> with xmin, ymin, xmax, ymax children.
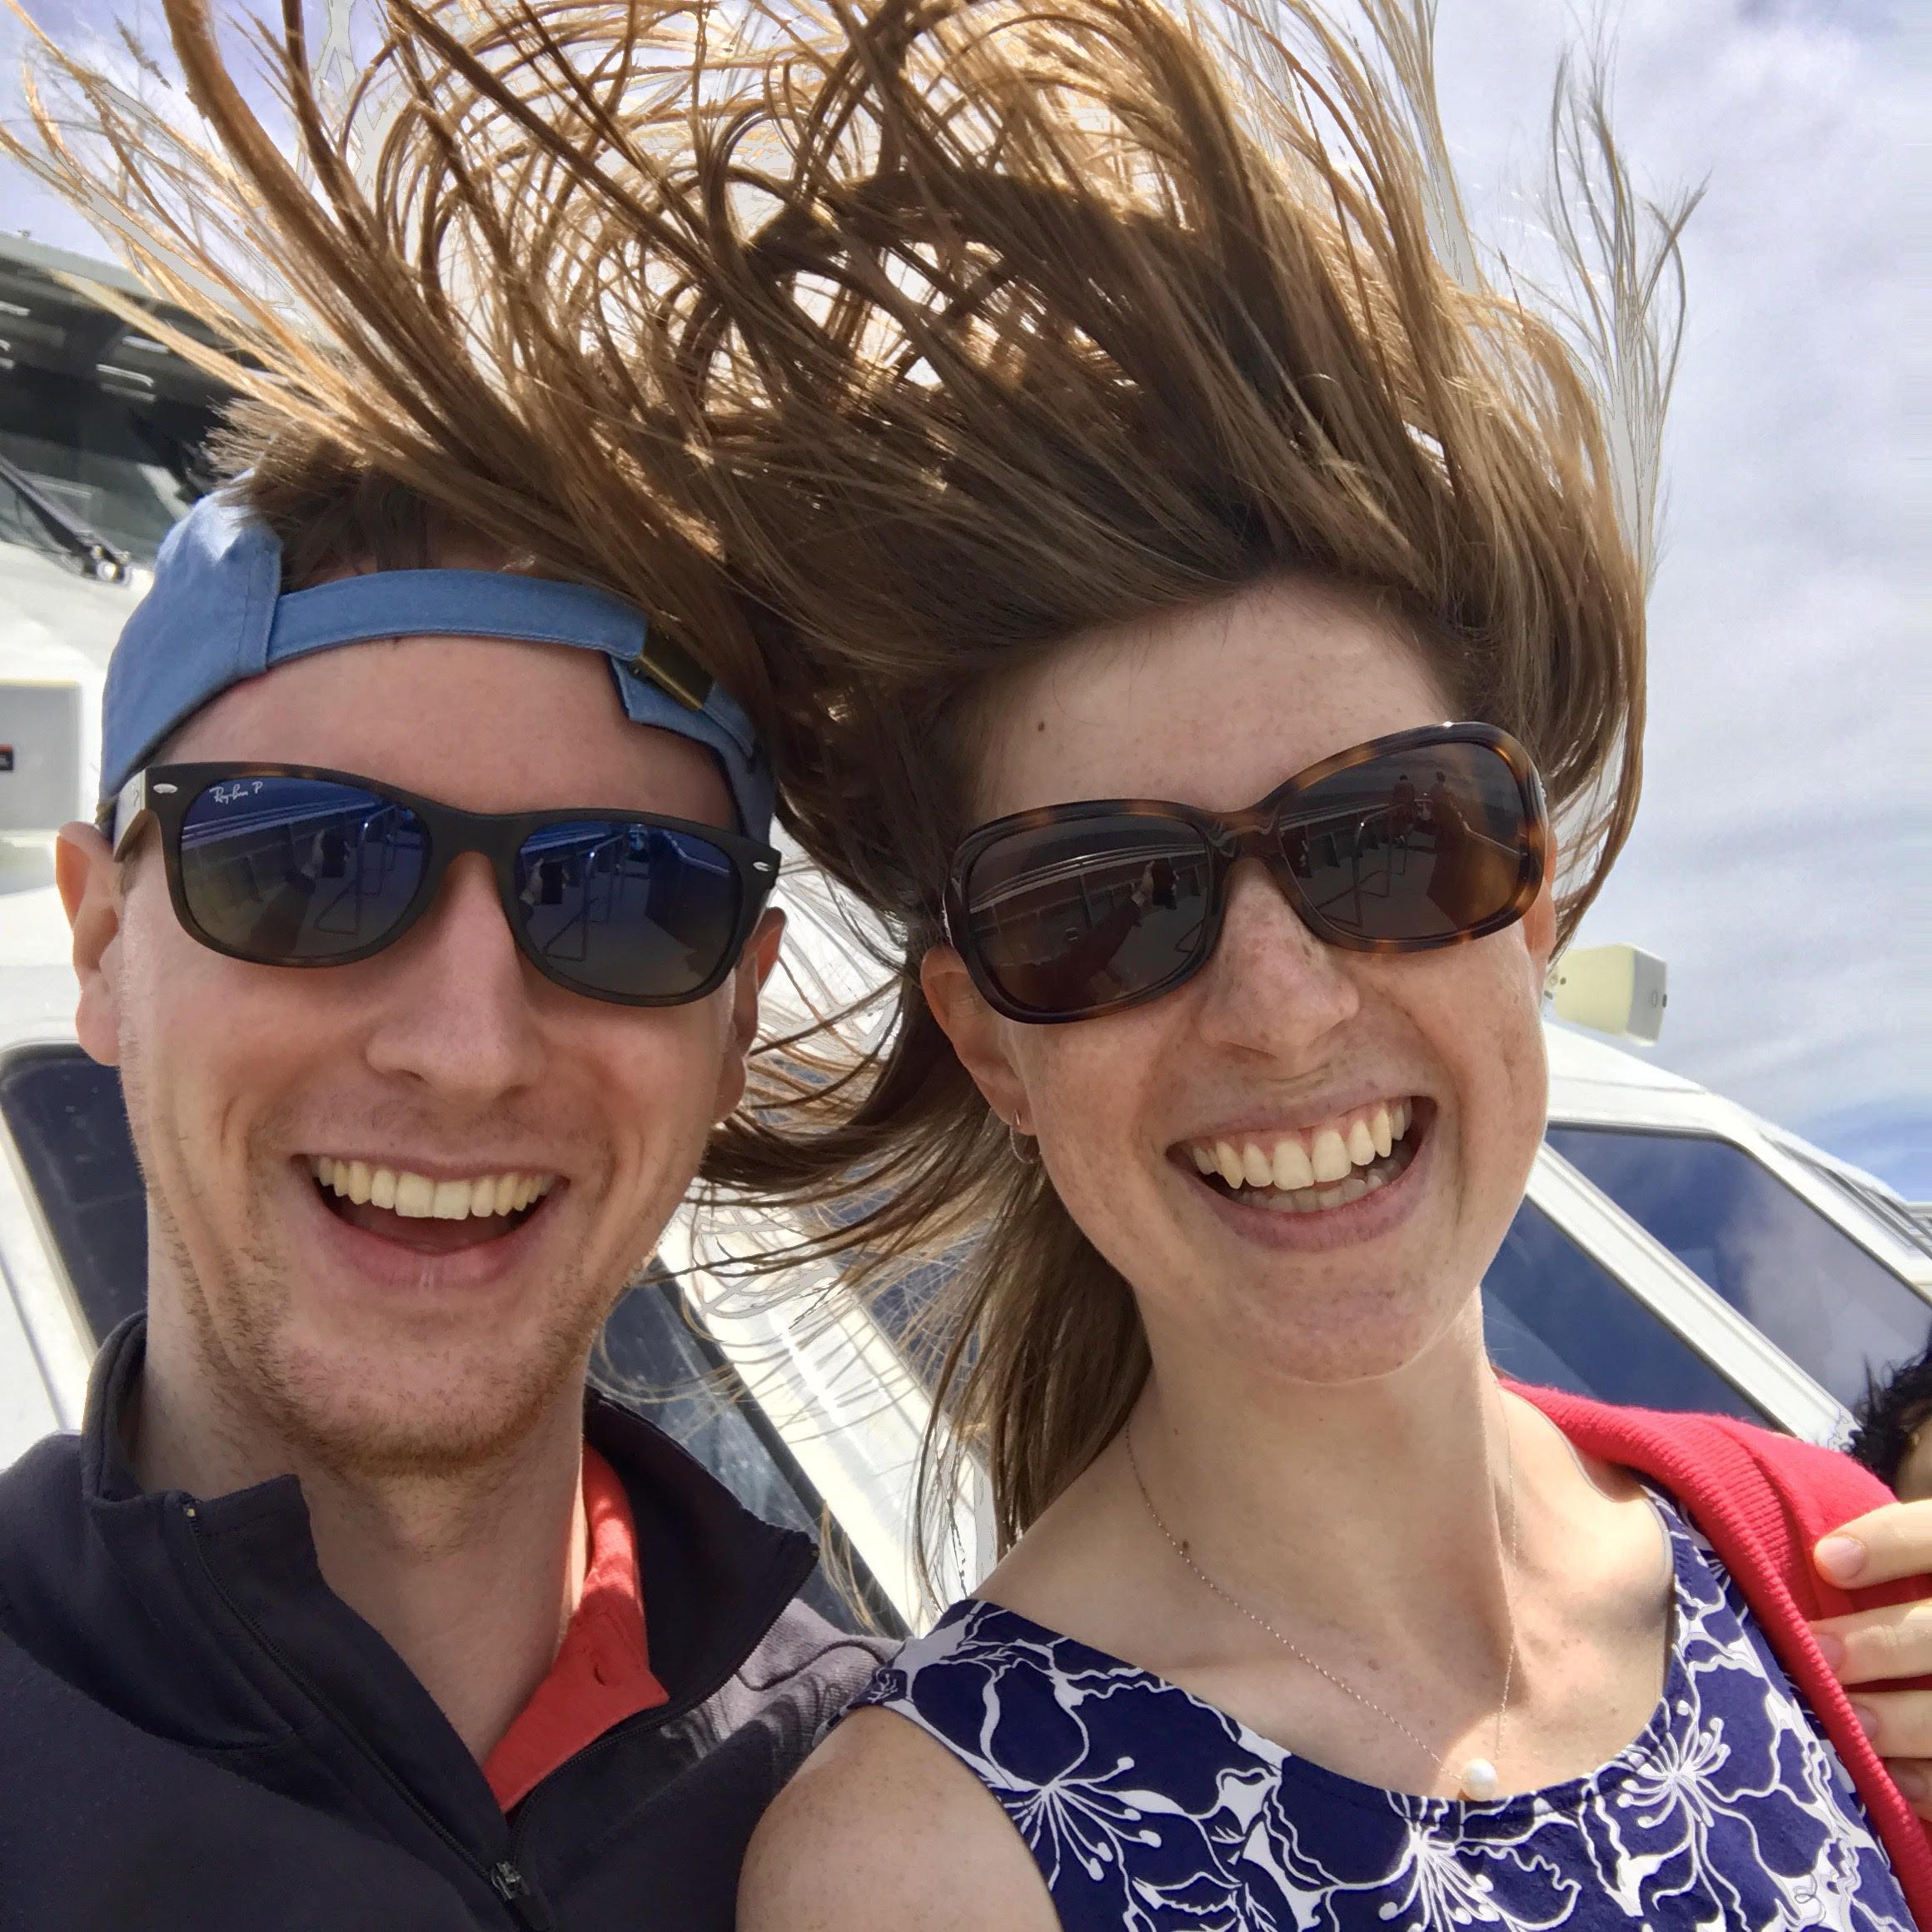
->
<box><xmin>240</xmin><ymin>1327</ymin><xmax>593</xmax><ymax>1482</ymax></box>
<box><xmin>165</xmin><ymin>1180</ymin><xmax>639</xmax><ymax>1483</ymax></box>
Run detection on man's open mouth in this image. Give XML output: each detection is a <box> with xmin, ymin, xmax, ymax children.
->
<box><xmin>1178</xmin><ymin>1097</ymin><xmax>1428</xmax><ymax>1215</ymax></box>
<box><xmin>307</xmin><ymin>1156</ymin><xmax>558</xmax><ymax>1252</ymax></box>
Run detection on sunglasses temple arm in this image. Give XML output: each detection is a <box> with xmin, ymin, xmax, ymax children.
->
<box><xmin>110</xmin><ymin>769</ymin><xmax>156</xmax><ymax>859</ymax></box>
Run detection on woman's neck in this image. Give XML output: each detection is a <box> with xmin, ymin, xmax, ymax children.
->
<box><xmin>980</xmin><ymin>1293</ymin><xmax>1672</xmax><ymax>1795</ymax></box>
<box><xmin>988</xmin><ymin>1298</ymin><xmax>1653</xmax><ymax>1692</ymax></box>
<box><xmin>1115</xmin><ymin>1298</ymin><xmax>1523</xmax><ymax>1652</ymax></box>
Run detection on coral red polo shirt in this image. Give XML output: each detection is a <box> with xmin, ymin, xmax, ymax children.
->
<box><xmin>483</xmin><ymin>1446</ymin><xmax>669</xmax><ymax>1811</ymax></box>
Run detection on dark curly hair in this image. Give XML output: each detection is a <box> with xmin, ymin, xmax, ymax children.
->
<box><xmin>1850</xmin><ymin>1338</ymin><xmax>1932</xmax><ymax>1494</ymax></box>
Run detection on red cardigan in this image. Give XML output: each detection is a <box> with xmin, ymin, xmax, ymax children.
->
<box><xmin>1517</xmin><ymin>1385</ymin><xmax>1932</xmax><ymax>1920</ymax></box>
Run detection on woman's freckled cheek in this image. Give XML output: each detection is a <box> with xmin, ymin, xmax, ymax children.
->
<box><xmin>1427</xmin><ymin>944</ymin><xmax>1547</xmax><ymax>1218</ymax></box>
<box><xmin>1017</xmin><ymin>1011</ymin><xmax>1175</xmax><ymax>1214</ymax></box>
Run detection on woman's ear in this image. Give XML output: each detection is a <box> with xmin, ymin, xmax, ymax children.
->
<box><xmin>1522</xmin><ymin>879</ymin><xmax>1557</xmax><ymax>971</ymax></box>
<box><xmin>1521</xmin><ymin>837</ymin><xmax>1560</xmax><ymax>993</ymax></box>
<box><xmin>57</xmin><ymin>822</ymin><xmax>124</xmax><ymax>1068</ymax></box>
<box><xmin>921</xmin><ymin>944</ymin><xmax>1031</xmax><ymax>1128</ymax></box>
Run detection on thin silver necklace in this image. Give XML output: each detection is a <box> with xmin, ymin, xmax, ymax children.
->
<box><xmin>1124</xmin><ymin>1392</ymin><xmax>1520</xmax><ymax>1802</ymax></box>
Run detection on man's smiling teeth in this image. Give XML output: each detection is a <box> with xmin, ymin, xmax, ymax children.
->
<box><xmin>310</xmin><ymin>1157</ymin><xmax>555</xmax><ymax>1221</ymax></box>
<box><xmin>1186</xmin><ymin>1099</ymin><xmax>1414</xmax><ymax>1209</ymax></box>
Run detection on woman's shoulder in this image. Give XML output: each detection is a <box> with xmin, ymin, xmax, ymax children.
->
<box><xmin>739</xmin><ymin>1669</ymin><xmax>1056</xmax><ymax>1932</ymax></box>
<box><xmin>849</xmin><ymin>1597</ymin><xmax>1067</xmax><ymax>1706</ymax></box>
<box><xmin>1513</xmin><ymin>1382</ymin><xmax>1894</xmax><ymax>1517</ymax></box>
<box><xmin>1513</xmin><ymin>1382</ymin><xmax>1925</xmax><ymax>1616</ymax></box>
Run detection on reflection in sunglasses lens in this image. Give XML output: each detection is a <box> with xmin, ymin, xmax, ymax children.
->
<box><xmin>1283</xmin><ymin>741</ymin><xmax>1527</xmax><ymax>943</ymax></box>
<box><xmin>178</xmin><ymin>775</ymin><xmax>429</xmax><ymax>961</ymax></box>
<box><xmin>514</xmin><ymin>821</ymin><xmax>744</xmax><ymax>999</ymax></box>
<box><xmin>961</xmin><ymin>739</ymin><xmax>1531</xmax><ymax>1017</ymax></box>
<box><xmin>177</xmin><ymin>781</ymin><xmax>749</xmax><ymax>1001</ymax></box>
<box><xmin>964</xmin><ymin>816</ymin><xmax>1214</xmax><ymax>1016</ymax></box>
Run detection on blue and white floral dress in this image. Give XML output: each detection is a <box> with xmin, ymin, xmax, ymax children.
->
<box><xmin>850</xmin><ymin>1492</ymin><xmax>1910</xmax><ymax>1929</ymax></box>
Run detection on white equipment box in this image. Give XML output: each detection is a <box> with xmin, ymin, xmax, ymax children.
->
<box><xmin>1550</xmin><ymin>943</ymin><xmax>1669</xmax><ymax>1045</ymax></box>
<box><xmin>0</xmin><ymin>679</ymin><xmax>84</xmax><ymax>834</ymax></box>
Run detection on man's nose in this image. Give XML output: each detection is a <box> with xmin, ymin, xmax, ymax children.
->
<box><xmin>1188</xmin><ymin>858</ymin><xmax>1361</xmax><ymax>1053</ymax></box>
<box><xmin>361</xmin><ymin>854</ymin><xmax>546</xmax><ymax>1100</ymax></box>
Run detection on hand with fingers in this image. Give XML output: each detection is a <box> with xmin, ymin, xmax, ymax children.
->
<box><xmin>1812</xmin><ymin>1499</ymin><xmax>1932</xmax><ymax>1820</ymax></box>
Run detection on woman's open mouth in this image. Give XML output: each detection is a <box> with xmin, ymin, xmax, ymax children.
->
<box><xmin>306</xmin><ymin>1156</ymin><xmax>559</xmax><ymax>1254</ymax></box>
<box><xmin>1178</xmin><ymin>1098</ymin><xmax>1427</xmax><ymax>1215</ymax></box>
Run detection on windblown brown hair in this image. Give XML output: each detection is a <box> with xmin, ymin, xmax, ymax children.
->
<box><xmin>7</xmin><ymin>0</ymin><xmax>1695</xmax><ymax>1594</ymax></box>
<box><xmin>637</xmin><ymin>0</ymin><xmax>1697</xmax><ymax>1586</ymax></box>
<box><xmin>2</xmin><ymin>0</ymin><xmax>778</xmax><ymax>726</ymax></box>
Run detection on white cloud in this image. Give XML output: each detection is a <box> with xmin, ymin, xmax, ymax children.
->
<box><xmin>1431</xmin><ymin>0</ymin><xmax>1928</xmax><ymax>1147</ymax></box>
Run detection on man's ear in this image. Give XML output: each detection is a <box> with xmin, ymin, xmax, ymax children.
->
<box><xmin>57</xmin><ymin>822</ymin><xmax>123</xmax><ymax>1068</ymax></box>
<box><xmin>920</xmin><ymin>944</ymin><xmax>1030</xmax><ymax>1129</ymax></box>
<box><xmin>712</xmin><ymin>906</ymin><xmax>786</xmax><ymax>1123</ymax></box>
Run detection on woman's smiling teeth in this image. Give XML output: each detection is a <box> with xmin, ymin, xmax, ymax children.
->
<box><xmin>1183</xmin><ymin>1100</ymin><xmax>1417</xmax><ymax>1214</ymax></box>
<box><xmin>310</xmin><ymin>1156</ymin><xmax>556</xmax><ymax>1222</ymax></box>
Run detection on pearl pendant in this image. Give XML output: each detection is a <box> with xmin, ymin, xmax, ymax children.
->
<box><xmin>1459</xmin><ymin>1757</ymin><xmax>1500</xmax><ymax>1801</ymax></box>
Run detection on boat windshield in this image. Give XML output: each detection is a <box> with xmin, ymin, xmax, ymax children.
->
<box><xmin>1546</xmin><ymin>1124</ymin><xmax>1930</xmax><ymax>1413</ymax></box>
<box><xmin>1481</xmin><ymin>1198</ymin><xmax>1766</xmax><ymax>1420</ymax></box>
<box><xmin>0</xmin><ymin>370</ymin><xmax>208</xmax><ymax>571</ymax></box>
<box><xmin>0</xmin><ymin>236</ymin><xmax>225</xmax><ymax>575</ymax></box>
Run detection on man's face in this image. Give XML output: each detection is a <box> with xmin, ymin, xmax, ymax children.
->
<box><xmin>67</xmin><ymin>635</ymin><xmax>777</xmax><ymax>1476</ymax></box>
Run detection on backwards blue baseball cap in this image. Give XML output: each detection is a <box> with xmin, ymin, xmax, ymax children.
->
<box><xmin>101</xmin><ymin>490</ymin><xmax>774</xmax><ymax>838</ymax></box>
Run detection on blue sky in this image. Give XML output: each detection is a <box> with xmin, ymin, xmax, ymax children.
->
<box><xmin>1424</xmin><ymin>0</ymin><xmax>1927</xmax><ymax>1196</ymax></box>
<box><xmin>2</xmin><ymin>0</ymin><xmax>1925</xmax><ymax>1193</ymax></box>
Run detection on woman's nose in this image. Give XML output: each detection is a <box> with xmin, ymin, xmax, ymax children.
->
<box><xmin>1188</xmin><ymin>858</ymin><xmax>1361</xmax><ymax>1054</ymax></box>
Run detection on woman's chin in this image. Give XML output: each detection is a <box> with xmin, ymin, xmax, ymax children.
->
<box><xmin>1211</xmin><ymin>1286</ymin><xmax>1481</xmax><ymax>1389</ymax></box>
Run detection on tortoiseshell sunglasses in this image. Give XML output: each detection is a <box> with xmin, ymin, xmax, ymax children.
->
<box><xmin>943</xmin><ymin>723</ymin><xmax>1549</xmax><ymax>1024</ymax></box>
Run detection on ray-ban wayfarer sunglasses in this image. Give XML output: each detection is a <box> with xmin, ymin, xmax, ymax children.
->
<box><xmin>112</xmin><ymin>763</ymin><xmax>780</xmax><ymax>1007</ymax></box>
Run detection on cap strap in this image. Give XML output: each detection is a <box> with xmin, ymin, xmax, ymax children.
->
<box><xmin>265</xmin><ymin>570</ymin><xmax>713</xmax><ymax>714</ymax></box>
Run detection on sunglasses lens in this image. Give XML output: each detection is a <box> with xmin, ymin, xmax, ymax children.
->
<box><xmin>178</xmin><ymin>775</ymin><xmax>429</xmax><ymax>961</ymax></box>
<box><xmin>1283</xmin><ymin>739</ymin><xmax>1531</xmax><ymax>944</ymax></box>
<box><xmin>961</xmin><ymin>815</ymin><xmax>1213</xmax><ymax>1017</ymax></box>
<box><xmin>514</xmin><ymin>821</ymin><xmax>744</xmax><ymax>1001</ymax></box>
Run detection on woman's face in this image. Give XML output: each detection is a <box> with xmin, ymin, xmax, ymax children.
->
<box><xmin>925</xmin><ymin>575</ymin><xmax>1558</xmax><ymax>1384</ymax></box>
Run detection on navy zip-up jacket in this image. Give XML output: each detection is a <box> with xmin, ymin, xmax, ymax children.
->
<box><xmin>0</xmin><ymin>1318</ymin><xmax>888</xmax><ymax>1930</ymax></box>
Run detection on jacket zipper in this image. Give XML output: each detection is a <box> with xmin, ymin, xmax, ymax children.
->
<box><xmin>180</xmin><ymin>1501</ymin><xmax>550</xmax><ymax>1930</ymax></box>
<box><xmin>489</xmin><ymin>1860</ymin><xmax>555</xmax><ymax>1930</ymax></box>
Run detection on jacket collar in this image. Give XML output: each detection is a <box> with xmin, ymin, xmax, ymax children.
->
<box><xmin>76</xmin><ymin>1316</ymin><xmax>816</xmax><ymax>1805</ymax></box>
<box><xmin>582</xmin><ymin>1386</ymin><xmax>818</xmax><ymax>1712</ymax></box>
